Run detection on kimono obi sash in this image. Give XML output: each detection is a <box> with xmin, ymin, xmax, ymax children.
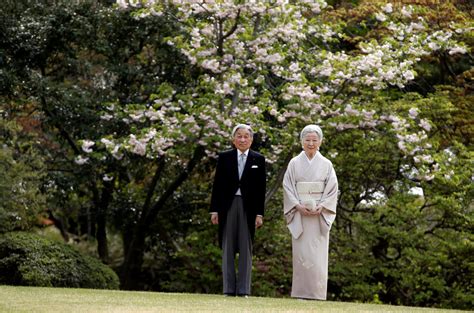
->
<box><xmin>296</xmin><ymin>182</ymin><xmax>325</xmax><ymax>211</ymax></box>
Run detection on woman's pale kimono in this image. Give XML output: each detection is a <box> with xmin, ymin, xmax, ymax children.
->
<box><xmin>283</xmin><ymin>151</ymin><xmax>338</xmax><ymax>300</ymax></box>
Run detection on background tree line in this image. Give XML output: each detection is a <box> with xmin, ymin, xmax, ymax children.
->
<box><xmin>0</xmin><ymin>0</ymin><xmax>472</xmax><ymax>310</ymax></box>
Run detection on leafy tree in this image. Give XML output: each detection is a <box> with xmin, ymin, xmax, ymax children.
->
<box><xmin>1</xmin><ymin>0</ymin><xmax>192</xmax><ymax>271</ymax></box>
<box><xmin>0</xmin><ymin>118</ymin><xmax>46</xmax><ymax>233</ymax></box>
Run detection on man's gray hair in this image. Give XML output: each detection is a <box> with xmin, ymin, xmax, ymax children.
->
<box><xmin>232</xmin><ymin>124</ymin><xmax>254</xmax><ymax>138</ymax></box>
<box><xmin>300</xmin><ymin>124</ymin><xmax>323</xmax><ymax>143</ymax></box>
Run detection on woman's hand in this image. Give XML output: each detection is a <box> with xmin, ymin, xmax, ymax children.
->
<box><xmin>310</xmin><ymin>205</ymin><xmax>323</xmax><ymax>216</ymax></box>
<box><xmin>295</xmin><ymin>204</ymin><xmax>324</xmax><ymax>216</ymax></box>
<box><xmin>295</xmin><ymin>204</ymin><xmax>312</xmax><ymax>216</ymax></box>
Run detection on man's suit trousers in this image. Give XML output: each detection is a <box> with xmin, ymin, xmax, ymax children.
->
<box><xmin>222</xmin><ymin>195</ymin><xmax>252</xmax><ymax>296</ymax></box>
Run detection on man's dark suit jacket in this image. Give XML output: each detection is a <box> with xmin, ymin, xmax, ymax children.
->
<box><xmin>210</xmin><ymin>148</ymin><xmax>266</xmax><ymax>248</ymax></box>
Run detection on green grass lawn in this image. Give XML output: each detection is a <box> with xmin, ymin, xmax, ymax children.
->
<box><xmin>0</xmin><ymin>285</ymin><xmax>470</xmax><ymax>313</ymax></box>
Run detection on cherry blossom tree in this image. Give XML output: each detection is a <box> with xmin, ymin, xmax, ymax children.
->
<box><xmin>92</xmin><ymin>0</ymin><xmax>468</xmax><ymax>176</ymax></box>
<box><xmin>75</xmin><ymin>0</ymin><xmax>472</xmax><ymax>291</ymax></box>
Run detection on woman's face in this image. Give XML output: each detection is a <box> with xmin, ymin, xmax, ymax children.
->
<box><xmin>302</xmin><ymin>132</ymin><xmax>321</xmax><ymax>155</ymax></box>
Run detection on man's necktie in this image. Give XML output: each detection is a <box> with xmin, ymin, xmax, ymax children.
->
<box><xmin>238</xmin><ymin>154</ymin><xmax>246</xmax><ymax>179</ymax></box>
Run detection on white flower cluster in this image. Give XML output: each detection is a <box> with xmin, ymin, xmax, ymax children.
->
<box><xmin>81</xmin><ymin>140</ymin><xmax>95</xmax><ymax>153</ymax></box>
<box><xmin>389</xmin><ymin>114</ymin><xmax>439</xmax><ymax>181</ymax></box>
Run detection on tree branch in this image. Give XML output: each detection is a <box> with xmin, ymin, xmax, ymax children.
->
<box><xmin>39</xmin><ymin>95</ymin><xmax>81</xmax><ymax>155</ymax></box>
<box><xmin>217</xmin><ymin>9</ymin><xmax>241</xmax><ymax>56</ymax></box>
<box><xmin>141</xmin><ymin>145</ymin><xmax>205</xmax><ymax>229</ymax></box>
<box><xmin>264</xmin><ymin>148</ymin><xmax>296</xmax><ymax>207</ymax></box>
<box><xmin>142</xmin><ymin>156</ymin><xmax>166</xmax><ymax>213</ymax></box>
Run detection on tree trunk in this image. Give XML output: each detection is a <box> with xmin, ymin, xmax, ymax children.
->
<box><xmin>91</xmin><ymin>178</ymin><xmax>114</xmax><ymax>263</ymax></box>
<box><xmin>120</xmin><ymin>230</ymin><xmax>147</xmax><ymax>290</ymax></box>
<box><xmin>119</xmin><ymin>146</ymin><xmax>204</xmax><ymax>290</ymax></box>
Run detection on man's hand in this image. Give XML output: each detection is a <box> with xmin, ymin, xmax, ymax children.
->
<box><xmin>255</xmin><ymin>216</ymin><xmax>263</xmax><ymax>228</ymax></box>
<box><xmin>211</xmin><ymin>213</ymin><xmax>219</xmax><ymax>225</ymax></box>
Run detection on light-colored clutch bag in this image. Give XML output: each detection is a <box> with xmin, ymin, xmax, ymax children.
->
<box><xmin>295</xmin><ymin>181</ymin><xmax>332</xmax><ymax>236</ymax></box>
<box><xmin>297</xmin><ymin>182</ymin><xmax>324</xmax><ymax>211</ymax></box>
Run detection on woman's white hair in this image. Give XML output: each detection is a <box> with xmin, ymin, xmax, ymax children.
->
<box><xmin>300</xmin><ymin>124</ymin><xmax>323</xmax><ymax>144</ymax></box>
<box><xmin>232</xmin><ymin>124</ymin><xmax>254</xmax><ymax>138</ymax></box>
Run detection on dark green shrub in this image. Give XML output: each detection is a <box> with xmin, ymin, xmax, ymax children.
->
<box><xmin>0</xmin><ymin>232</ymin><xmax>119</xmax><ymax>289</ymax></box>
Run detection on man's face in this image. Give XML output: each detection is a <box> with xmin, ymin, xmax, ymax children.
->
<box><xmin>233</xmin><ymin>128</ymin><xmax>253</xmax><ymax>152</ymax></box>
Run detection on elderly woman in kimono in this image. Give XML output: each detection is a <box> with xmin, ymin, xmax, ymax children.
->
<box><xmin>283</xmin><ymin>124</ymin><xmax>338</xmax><ymax>300</ymax></box>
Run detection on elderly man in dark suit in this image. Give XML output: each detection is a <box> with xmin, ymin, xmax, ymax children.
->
<box><xmin>210</xmin><ymin>124</ymin><xmax>266</xmax><ymax>297</ymax></box>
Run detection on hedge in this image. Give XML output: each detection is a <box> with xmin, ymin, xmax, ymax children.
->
<box><xmin>0</xmin><ymin>232</ymin><xmax>119</xmax><ymax>289</ymax></box>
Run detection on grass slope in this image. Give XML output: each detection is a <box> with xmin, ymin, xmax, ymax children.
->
<box><xmin>0</xmin><ymin>286</ymin><xmax>470</xmax><ymax>313</ymax></box>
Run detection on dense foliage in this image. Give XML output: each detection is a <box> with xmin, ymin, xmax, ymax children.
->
<box><xmin>0</xmin><ymin>0</ymin><xmax>472</xmax><ymax>309</ymax></box>
<box><xmin>0</xmin><ymin>232</ymin><xmax>119</xmax><ymax>289</ymax></box>
<box><xmin>0</xmin><ymin>119</ymin><xmax>46</xmax><ymax>233</ymax></box>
